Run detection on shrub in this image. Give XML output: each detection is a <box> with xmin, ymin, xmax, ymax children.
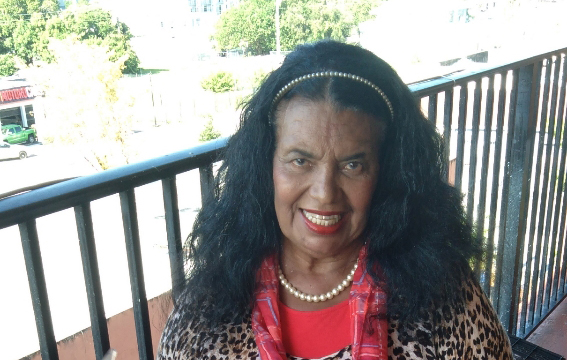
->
<box><xmin>201</xmin><ymin>71</ymin><xmax>237</xmax><ymax>93</ymax></box>
<box><xmin>199</xmin><ymin>119</ymin><xmax>221</xmax><ymax>142</ymax></box>
<box><xmin>0</xmin><ymin>54</ymin><xmax>17</xmax><ymax>77</ymax></box>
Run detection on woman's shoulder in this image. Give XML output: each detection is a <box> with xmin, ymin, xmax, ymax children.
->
<box><xmin>157</xmin><ymin>297</ymin><xmax>259</xmax><ymax>360</ymax></box>
<box><xmin>429</xmin><ymin>270</ymin><xmax>513</xmax><ymax>359</ymax></box>
<box><xmin>388</xmin><ymin>270</ymin><xmax>513</xmax><ymax>359</ymax></box>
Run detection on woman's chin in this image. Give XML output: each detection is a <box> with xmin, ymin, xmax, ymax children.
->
<box><xmin>286</xmin><ymin>235</ymin><xmax>362</xmax><ymax>260</ymax></box>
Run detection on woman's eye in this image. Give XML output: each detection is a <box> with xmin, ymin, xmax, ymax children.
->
<box><xmin>292</xmin><ymin>158</ymin><xmax>306</xmax><ymax>166</ymax></box>
<box><xmin>345</xmin><ymin>161</ymin><xmax>361</xmax><ymax>171</ymax></box>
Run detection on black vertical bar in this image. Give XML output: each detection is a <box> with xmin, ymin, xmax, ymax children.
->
<box><xmin>496</xmin><ymin>64</ymin><xmax>538</xmax><ymax>334</ymax></box>
<box><xmin>19</xmin><ymin>220</ymin><xmax>59</xmax><ymax>360</ymax></box>
<box><xmin>526</xmin><ymin>58</ymin><xmax>554</xmax><ymax>331</ymax></box>
<box><xmin>539</xmin><ymin>54</ymin><xmax>565</xmax><ymax>318</ymax></box>
<box><xmin>548</xmin><ymin>54</ymin><xmax>567</xmax><ymax>305</ymax></box>
<box><xmin>467</xmin><ymin>80</ymin><xmax>483</xmax><ymax>279</ymax></box>
<box><xmin>477</xmin><ymin>75</ymin><xmax>495</xmax><ymax>290</ymax></box>
<box><xmin>523</xmin><ymin>59</ymin><xmax>550</xmax><ymax>334</ymax></box>
<box><xmin>428</xmin><ymin>93</ymin><xmax>438</xmax><ymax>124</ymax></box>
<box><xmin>558</xmin><ymin>59</ymin><xmax>567</xmax><ymax>298</ymax></box>
<box><xmin>533</xmin><ymin>55</ymin><xmax>563</xmax><ymax>325</ymax></box>
<box><xmin>467</xmin><ymin>80</ymin><xmax>483</xmax><ymax>224</ymax></box>
<box><xmin>75</xmin><ymin>203</ymin><xmax>110</xmax><ymax>359</ymax></box>
<box><xmin>162</xmin><ymin>176</ymin><xmax>185</xmax><ymax>300</ymax></box>
<box><xmin>486</xmin><ymin>72</ymin><xmax>508</xmax><ymax>302</ymax></box>
<box><xmin>199</xmin><ymin>164</ymin><xmax>214</xmax><ymax>206</ymax></box>
<box><xmin>455</xmin><ymin>85</ymin><xmax>468</xmax><ymax>191</ymax></box>
<box><xmin>517</xmin><ymin>60</ymin><xmax>543</xmax><ymax>336</ymax></box>
<box><xmin>558</xmin><ymin>187</ymin><xmax>567</xmax><ymax>299</ymax></box>
<box><xmin>552</xmin><ymin>127</ymin><xmax>567</xmax><ymax>303</ymax></box>
<box><xmin>493</xmin><ymin>69</ymin><xmax>519</xmax><ymax>327</ymax></box>
<box><xmin>120</xmin><ymin>189</ymin><xmax>154</xmax><ymax>360</ymax></box>
<box><xmin>443</xmin><ymin>89</ymin><xmax>454</xmax><ymax>183</ymax></box>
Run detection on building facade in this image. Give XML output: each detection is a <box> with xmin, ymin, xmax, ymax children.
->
<box><xmin>0</xmin><ymin>79</ymin><xmax>37</xmax><ymax>129</ymax></box>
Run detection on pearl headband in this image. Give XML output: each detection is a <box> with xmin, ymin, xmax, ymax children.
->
<box><xmin>270</xmin><ymin>71</ymin><xmax>394</xmax><ymax>119</ymax></box>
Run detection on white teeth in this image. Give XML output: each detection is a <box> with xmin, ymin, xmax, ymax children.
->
<box><xmin>302</xmin><ymin>210</ymin><xmax>342</xmax><ymax>226</ymax></box>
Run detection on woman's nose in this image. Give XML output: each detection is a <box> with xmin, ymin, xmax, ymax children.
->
<box><xmin>309</xmin><ymin>166</ymin><xmax>339</xmax><ymax>204</ymax></box>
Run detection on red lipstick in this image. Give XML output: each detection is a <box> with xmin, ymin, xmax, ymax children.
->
<box><xmin>300</xmin><ymin>209</ymin><xmax>346</xmax><ymax>235</ymax></box>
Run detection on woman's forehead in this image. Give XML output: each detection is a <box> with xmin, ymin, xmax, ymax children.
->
<box><xmin>274</xmin><ymin>98</ymin><xmax>383</xmax><ymax>153</ymax></box>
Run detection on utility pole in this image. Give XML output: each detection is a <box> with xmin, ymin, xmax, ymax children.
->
<box><xmin>276</xmin><ymin>0</ymin><xmax>281</xmax><ymax>55</ymax></box>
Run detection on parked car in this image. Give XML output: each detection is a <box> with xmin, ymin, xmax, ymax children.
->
<box><xmin>1</xmin><ymin>124</ymin><xmax>38</xmax><ymax>144</ymax></box>
<box><xmin>0</xmin><ymin>141</ymin><xmax>29</xmax><ymax>160</ymax></box>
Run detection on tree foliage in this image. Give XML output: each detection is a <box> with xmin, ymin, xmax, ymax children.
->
<box><xmin>0</xmin><ymin>0</ymin><xmax>139</xmax><ymax>75</ymax></box>
<box><xmin>214</xmin><ymin>0</ymin><xmax>275</xmax><ymax>56</ymax></box>
<box><xmin>29</xmin><ymin>37</ymin><xmax>135</xmax><ymax>170</ymax></box>
<box><xmin>0</xmin><ymin>54</ymin><xmax>17</xmax><ymax>76</ymax></box>
<box><xmin>214</xmin><ymin>0</ymin><xmax>382</xmax><ymax>55</ymax></box>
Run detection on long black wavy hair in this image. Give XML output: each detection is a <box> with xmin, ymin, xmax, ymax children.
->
<box><xmin>178</xmin><ymin>40</ymin><xmax>481</xmax><ymax>327</ymax></box>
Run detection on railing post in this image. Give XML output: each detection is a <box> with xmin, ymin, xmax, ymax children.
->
<box><xmin>497</xmin><ymin>63</ymin><xmax>539</xmax><ymax>333</ymax></box>
<box><xmin>19</xmin><ymin>220</ymin><xmax>59</xmax><ymax>360</ymax></box>
<box><xmin>75</xmin><ymin>203</ymin><xmax>110</xmax><ymax>359</ymax></box>
<box><xmin>199</xmin><ymin>164</ymin><xmax>215</xmax><ymax>206</ymax></box>
<box><xmin>162</xmin><ymin>177</ymin><xmax>185</xmax><ymax>300</ymax></box>
<box><xmin>120</xmin><ymin>189</ymin><xmax>154</xmax><ymax>360</ymax></box>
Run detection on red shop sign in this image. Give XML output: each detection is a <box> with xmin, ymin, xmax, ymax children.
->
<box><xmin>0</xmin><ymin>87</ymin><xmax>33</xmax><ymax>104</ymax></box>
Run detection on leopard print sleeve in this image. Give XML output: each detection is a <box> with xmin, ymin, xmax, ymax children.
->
<box><xmin>156</xmin><ymin>303</ymin><xmax>190</xmax><ymax>360</ymax></box>
<box><xmin>387</xmin><ymin>271</ymin><xmax>514</xmax><ymax>360</ymax></box>
<box><xmin>157</xmin><ymin>301</ymin><xmax>260</xmax><ymax>360</ymax></box>
<box><xmin>434</xmin><ymin>273</ymin><xmax>514</xmax><ymax>360</ymax></box>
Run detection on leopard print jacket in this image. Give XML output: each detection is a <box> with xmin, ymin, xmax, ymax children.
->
<box><xmin>157</xmin><ymin>274</ymin><xmax>513</xmax><ymax>360</ymax></box>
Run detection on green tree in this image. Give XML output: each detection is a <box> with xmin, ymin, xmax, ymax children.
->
<box><xmin>279</xmin><ymin>0</ymin><xmax>351</xmax><ymax>51</ymax></box>
<box><xmin>213</xmin><ymin>0</ymin><xmax>382</xmax><ymax>55</ymax></box>
<box><xmin>57</xmin><ymin>7</ymin><xmax>140</xmax><ymax>73</ymax></box>
<box><xmin>0</xmin><ymin>0</ymin><xmax>139</xmax><ymax>75</ymax></box>
<box><xmin>0</xmin><ymin>54</ymin><xmax>17</xmax><ymax>76</ymax></box>
<box><xmin>6</xmin><ymin>20</ymin><xmax>39</xmax><ymax>64</ymax></box>
<box><xmin>214</xmin><ymin>0</ymin><xmax>275</xmax><ymax>55</ymax></box>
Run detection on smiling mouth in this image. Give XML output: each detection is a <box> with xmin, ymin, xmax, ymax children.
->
<box><xmin>302</xmin><ymin>210</ymin><xmax>342</xmax><ymax>227</ymax></box>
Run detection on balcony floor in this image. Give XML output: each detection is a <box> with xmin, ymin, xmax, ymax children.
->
<box><xmin>527</xmin><ymin>295</ymin><xmax>567</xmax><ymax>358</ymax></box>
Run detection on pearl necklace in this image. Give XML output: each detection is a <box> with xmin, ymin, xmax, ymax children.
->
<box><xmin>278</xmin><ymin>261</ymin><xmax>358</xmax><ymax>302</ymax></box>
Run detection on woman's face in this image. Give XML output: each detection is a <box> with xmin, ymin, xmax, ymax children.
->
<box><xmin>273</xmin><ymin>97</ymin><xmax>383</xmax><ymax>259</ymax></box>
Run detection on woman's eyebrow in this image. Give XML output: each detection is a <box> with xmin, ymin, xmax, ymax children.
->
<box><xmin>287</xmin><ymin>149</ymin><xmax>314</xmax><ymax>158</ymax></box>
<box><xmin>340</xmin><ymin>152</ymin><xmax>366</xmax><ymax>162</ymax></box>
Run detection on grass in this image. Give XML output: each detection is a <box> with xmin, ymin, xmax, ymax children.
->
<box><xmin>136</xmin><ymin>68</ymin><xmax>169</xmax><ymax>75</ymax></box>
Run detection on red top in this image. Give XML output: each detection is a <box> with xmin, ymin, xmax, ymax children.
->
<box><xmin>279</xmin><ymin>299</ymin><xmax>351</xmax><ymax>358</ymax></box>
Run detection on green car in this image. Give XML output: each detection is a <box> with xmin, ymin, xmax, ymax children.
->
<box><xmin>1</xmin><ymin>124</ymin><xmax>37</xmax><ymax>144</ymax></box>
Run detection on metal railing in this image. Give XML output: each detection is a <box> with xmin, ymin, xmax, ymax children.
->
<box><xmin>410</xmin><ymin>46</ymin><xmax>567</xmax><ymax>336</ymax></box>
<box><xmin>1</xmin><ymin>46</ymin><xmax>566</xmax><ymax>360</ymax></box>
<box><xmin>0</xmin><ymin>140</ymin><xmax>225</xmax><ymax>360</ymax></box>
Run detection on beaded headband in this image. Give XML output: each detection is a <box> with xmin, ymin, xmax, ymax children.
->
<box><xmin>270</xmin><ymin>71</ymin><xmax>394</xmax><ymax>119</ymax></box>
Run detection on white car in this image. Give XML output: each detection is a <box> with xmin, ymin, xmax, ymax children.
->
<box><xmin>0</xmin><ymin>141</ymin><xmax>29</xmax><ymax>160</ymax></box>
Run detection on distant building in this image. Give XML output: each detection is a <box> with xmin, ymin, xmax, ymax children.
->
<box><xmin>58</xmin><ymin>0</ymin><xmax>88</xmax><ymax>9</ymax></box>
<box><xmin>188</xmin><ymin>0</ymin><xmax>240</xmax><ymax>15</ymax></box>
<box><xmin>118</xmin><ymin>0</ymin><xmax>240</xmax><ymax>36</ymax></box>
<box><xmin>0</xmin><ymin>77</ymin><xmax>37</xmax><ymax>129</ymax></box>
<box><xmin>186</xmin><ymin>0</ymin><xmax>240</xmax><ymax>31</ymax></box>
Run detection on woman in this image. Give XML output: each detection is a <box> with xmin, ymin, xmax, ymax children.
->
<box><xmin>158</xmin><ymin>41</ymin><xmax>513</xmax><ymax>360</ymax></box>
